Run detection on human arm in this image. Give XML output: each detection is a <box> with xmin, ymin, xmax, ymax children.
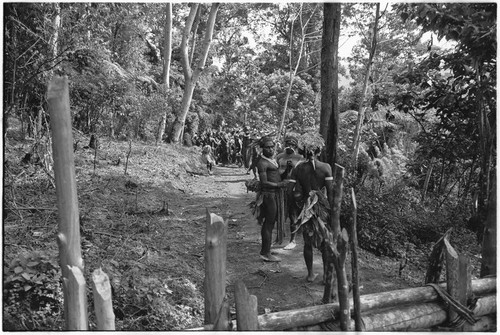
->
<box><xmin>324</xmin><ymin>165</ymin><xmax>334</xmax><ymax>208</ymax></box>
<box><xmin>258</xmin><ymin>160</ymin><xmax>289</xmax><ymax>189</ymax></box>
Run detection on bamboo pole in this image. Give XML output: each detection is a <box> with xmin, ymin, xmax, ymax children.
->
<box><xmin>234</xmin><ymin>280</ymin><xmax>259</xmax><ymax>330</ymax></box>
<box><xmin>204</xmin><ymin>210</ymin><xmax>228</xmax><ymax>329</ymax></box>
<box><xmin>48</xmin><ymin>76</ymin><xmax>87</xmax><ymax>330</ymax></box>
<box><xmin>92</xmin><ymin>268</ymin><xmax>115</xmax><ymax>330</ymax></box>
<box><xmin>349</xmin><ymin>188</ymin><xmax>362</xmax><ymax>330</ymax></box>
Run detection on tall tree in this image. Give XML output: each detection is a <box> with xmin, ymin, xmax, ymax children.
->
<box><xmin>169</xmin><ymin>3</ymin><xmax>220</xmax><ymax>143</ymax></box>
<box><xmin>395</xmin><ymin>3</ymin><xmax>496</xmax><ymax>226</ymax></box>
<box><xmin>351</xmin><ymin>3</ymin><xmax>382</xmax><ymax>170</ymax></box>
<box><xmin>322</xmin><ymin>3</ymin><xmax>341</xmax><ymax>166</ymax></box>
<box><xmin>277</xmin><ymin>3</ymin><xmax>320</xmax><ymax>143</ymax></box>
<box><xmin>158</xmin><ymin>3</ymin><xmax>173</xmax><ymax>144</ymax></box>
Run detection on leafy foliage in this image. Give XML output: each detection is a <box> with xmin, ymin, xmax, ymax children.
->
<box><xmin>3</xmin><ymin>251</ymin><xmax>63</xmax><ymax>330</ymax></box>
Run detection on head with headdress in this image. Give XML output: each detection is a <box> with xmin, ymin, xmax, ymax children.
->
<box><xmin>283</xmin><ymin>133</ymin><xmax>299</xmax><ymax>154</ymax></box>
<box><xmin>298</xmin><ymin>131</ymin><xmax>325</xmax><ymax>160</ymax></box>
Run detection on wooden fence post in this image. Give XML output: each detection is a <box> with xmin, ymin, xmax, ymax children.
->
<box><xmin>444</xmin><ymin>237</ymin><xmax>461</xmax><ymax>322</ymax></box>
<box><xmin>92</xmin><ymin>268</ymin><xmax>115</xmax><ymax>330</ymax></box>
<box><xmin>204</xmin><ymin>210</ymin><xmax>229</xmax><ymax>330</ymax></box>
<box><xmin>48</xmin><ymin>76</ymin><xmax>87</xmax><ymax>330</ymax></box>
<box><xmin>350</xmin><ymin>188</ymin><xmax>362</xmax><ymax>330</ymax></box>
<box><xmin>235</xmin><ymin>280</ymin><xmax>259</xmax><ymax>330</ymax></box>
<box><xmin>330</xmin><ymin>164</ymin><xmax>350</xmax><ymax>330</ymax></box>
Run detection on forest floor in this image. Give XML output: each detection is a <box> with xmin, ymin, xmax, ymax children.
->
<box><xmin>3</xmin><ymin>133</ymin><xmax>426</xmax><ymax>330</ymax></box>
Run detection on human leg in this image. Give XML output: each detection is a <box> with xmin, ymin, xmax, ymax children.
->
<box><xmin>303</xmin><ymin>230</ymin><xmax>317</xmax><ymax>282</ymax></box>
<box><xmin>283</xmin><ymin>196</ymin><xmax>298</xmax><ymax>250</ymax></box>
<box><xmin>260</xmin><ymin>194</ymin><xmax>280</xmax><ymax>262</ymax></box>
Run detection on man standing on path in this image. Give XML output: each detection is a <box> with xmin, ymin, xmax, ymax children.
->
<box><xmin>288</xmin><ymin>133</ymin><xmax>334</xmax><ymax>283</ymax></box>
<box><xmin>254</xmin><ymin>136</ymin><xmax>289</xmax><ymax>262</ymax></box>
<box><xmin>275</xmin><ymin>135</ymin><xmax>304</xmax><ymax>250</ymax></box>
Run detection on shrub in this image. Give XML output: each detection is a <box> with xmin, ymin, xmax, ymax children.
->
<box><xmin>3</xmin><ymin>251</ymin><xmax>64</xmax><ymax>330</ymax></box>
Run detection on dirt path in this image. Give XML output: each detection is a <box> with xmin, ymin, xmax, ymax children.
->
<box><xmin>182</xmin><ymin>163</ymin><xmax>415</xmax><ymax>315</ymax></box>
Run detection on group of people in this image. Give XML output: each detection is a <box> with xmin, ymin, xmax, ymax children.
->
<box><xmin>250</xmin><ymin>133</ymin><xmax>335</xmax><ymax>285</ymax></box>
<box><xmin>194</xmin><ymin>128</ymin><xmax>253</xmax><ymax>171</ymax></box>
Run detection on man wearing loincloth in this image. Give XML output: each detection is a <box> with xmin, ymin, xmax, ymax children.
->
<box><xmin>289</xmin><ymin>133</ymin><xmax>334</xmax><ymax>282</ymax></box>
<box><xmin>275</xmin><ymin>135</ymin><xmax>304</xmax><ymax>250</ymax></box>
<box><xmin>252</xmin><ymin>136</ymin><xmax>289</xmax><ymax>262</ymax></box>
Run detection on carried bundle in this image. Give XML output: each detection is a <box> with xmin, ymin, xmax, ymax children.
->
<box><xmin>245</xmin><ymin>179</ymin><xmax>261</xmax><ymax>193</ymax></box>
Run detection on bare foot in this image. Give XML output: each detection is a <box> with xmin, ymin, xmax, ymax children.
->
<box><xmin>306</xmin><ymin>273</ymin><xmax>318</xmax><ymax>282</ymax></box>
<box><xmin>283</xmin><ymin>241</ymin><xmax>296</xmax><ymax>250</ymax></box>
<box><xmin>260</xmin><ymin>254</ymin><xmax>281</xmax><ymax>262</ymax></box>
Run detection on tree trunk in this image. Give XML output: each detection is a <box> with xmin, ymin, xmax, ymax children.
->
<box><xmin>158</xmin><ymin>3</ymin><xmax>173</xmax><ymax>144</ymax></box>
<box><xmin>421</xmin><ymin>159</ymin><xmax>434</xmax><ymax>202</ymax></box>
<box><xmin>322</xmin><ymin>3</ymin><xmax>341</xmax><ymax>166</ymax></box>
<box><xmin>50</xmin><ymin>3</ymin><xmax>61</xmax><ymax>75</ymax></box>
<box><xmin>277</xmin><ymin>4</ymin><xmax>319</xmax><ymax>143</ymax></box>
<box><xmin>351</xmin><ymin>3</ymin><xmax>380</xmax><ymax>171</ymax></box>
<box><xmin>48</xmin><ymin>77</ymin><xmax>87</xmax><ymax>330</ymax></box>
<box><xmin>161</xmin><ymin>3</ymin><xmax>173</xmax><ymax>86</ymax></box>
<box><xmin>190</xmin><ymin>5</ymin><xmax>202</xmax><ymax>65</ymax></box>
<box><xmin>169</xmin><ymin>3</ymin><xmax>220</xmax><ymax>143</ymax></box>
<box><xmin>480</xmin><ymin>177</ymin><xmax>496</xmax><ymax>277</ymax></box>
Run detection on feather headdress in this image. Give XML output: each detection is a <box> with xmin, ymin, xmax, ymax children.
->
<box><xmin>298</xmin><ymin>131</ymin><xmax>325</xmax><ymax>153</ymax></box>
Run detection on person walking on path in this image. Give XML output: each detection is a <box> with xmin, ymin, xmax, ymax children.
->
<box><xmin>275</xmin><ymin>135</ymin><xmax>304</xmax><ymax>250</ymax></box>
<box><xmin>200</xmin><ymin>145</ymin><xmax>216</xmax><ymax>175</ymax></box>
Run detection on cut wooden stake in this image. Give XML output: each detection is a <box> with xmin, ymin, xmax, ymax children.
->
<box><xmin>424</xmin><ymin>227</ymin><xmax>453</xmax><ymax>284</ymax></box>
<box><xmin>92</xmin><ymin>268</ymin><xmax>115</xmax><ymax>330</ymax></box>
<box><xmin>349</xmin><ymin>188</ymin><xmax>362</xmax><ymax>330</ymax></box>
<box><xmin>64</xmin><ymin>266</ymin><xmax>88</xmax><ymax>330</ymax></box>
<box><xmin>444</xmin><ymin>236</ymin><xmax>460</xmax><ymax>321</ymax></box>
<box><xmin>235</xmin><ymin>280</ymin><xmax>259</xmax><ymax>330</ymax></box>
<box><xmin>204</xmin><ymin>210</ymin><xmax>227</xmax><ymax>328</ymax></box>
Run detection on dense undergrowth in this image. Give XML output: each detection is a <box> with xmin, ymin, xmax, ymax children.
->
<box><xmin>3</xmin><ymin>130</ymin><xmax>481</xmax><ymax>330</ymax></box>
<box><xmin>3</xmin><ymin>129</ymin><xmax>208</xmax><ymax>330</ymax></box>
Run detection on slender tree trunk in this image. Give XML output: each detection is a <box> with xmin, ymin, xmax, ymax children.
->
<box><xmin>421</xmin><ymin>159</ymin><xmax>434</xmax><ymax>202</ymax></box>
<box><xmin>158</xmin><ymin>3</ymin><xmax>173</xmax><ymax>144</ymax></box>
<box><xmin>161</xmin><ymin>4</ymin><xmax>173</xmax><ymax>86</ymax></box>
<box><xmin>50</xmin><ymin>3</ymin><xmax>61</xmax><ymax>75</ymax></box>
<box><xmin>351</xmin><ymin>3</ymin><xmax>380</xmax><ymax>171</ymax></box>
<box><xmin>480</xmin><ymin>177</ymin><xmax>496</xmax><ymax>277</ymax></box>
<box><xmin>322</xmin><ymin>3</ymin><xmax>341</xmax><ymax>166</ymax></box>
<box><xmin>190</xmin><ymin>6</ymin><xmax>202</xmax><ymax>65</ymax></box>
<box><xmin>277</xmin><ymin>4</ymin><xmax>318</xmax><ymax>143</ymax></box>
<box><xmin>170</xmin><ymin>3</ymin><xmax>220</xmax><ymax>143</ymax></box>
